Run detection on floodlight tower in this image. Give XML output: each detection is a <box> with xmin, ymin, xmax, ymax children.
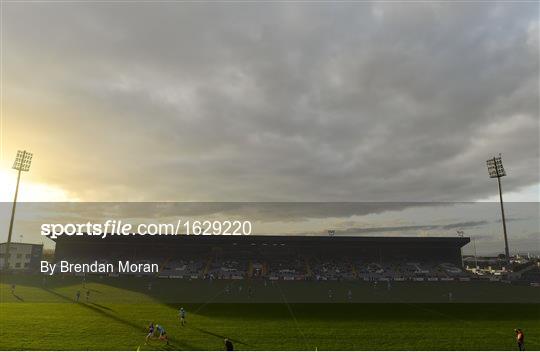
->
<box><xmin>4</xmin><ymin>150</ymin><xmax>33</xmax><ymax>271</ymax></box>
<box><xmin>486</xmin><ymin>154</ymin><xmax>510</xmax><ymax>266</ymax></box>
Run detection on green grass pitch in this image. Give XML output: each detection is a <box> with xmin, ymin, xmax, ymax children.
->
<box><xmin>1</xmin><ymin>276</ymin><xmax>539</xmax><ymax>350</ymax></box>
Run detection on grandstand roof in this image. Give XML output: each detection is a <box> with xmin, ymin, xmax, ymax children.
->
<box><xmin>50</xmin><ymin>234</ymin><xmax>470</xmax><ymax>248</ymax></box>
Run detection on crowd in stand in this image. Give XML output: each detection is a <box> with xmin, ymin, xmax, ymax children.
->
<box><xmin>311</xmin><ymin>259</ymin><xmax>355</xmax><ymax>281</ymax></box>
<box><xmin>160</xmin><ymin>259</ymin><xmax>205</xmax><ymax>278</ymax></box>
<box><xmin>64</xmin><ymin>252</ymin><xmax>478</xmax><ymax>281</ymax></box>
<box><xmin>208</xmin><ymin>259</ymin><xmax>248</xmax><ymax>279</ymax></box>
<box><xmin>266</xmin><ymin>258</ymin><xmax>306</xmax><ymax>280</ymax></box>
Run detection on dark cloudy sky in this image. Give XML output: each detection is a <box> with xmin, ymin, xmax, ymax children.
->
<box><xmin>1</xmin><ymin>1</ymin><xmax>538</xmax><ymax>202</ymax></box>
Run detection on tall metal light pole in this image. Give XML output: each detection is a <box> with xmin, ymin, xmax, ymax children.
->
<box><xmin>4</xmin><ymin>150</ymin><xmax>33</xmax><ymax>271</ymax></box>
<box><xmin>486</xmin><ymin>154</ymin><xmax>510</xmax><ymax>266</ymax></box>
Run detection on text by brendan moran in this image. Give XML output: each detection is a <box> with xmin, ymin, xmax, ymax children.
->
<box><xmin>40</xmin><ymin>260</ymin><xmax>159</xmax><ymax>275</ymax></box>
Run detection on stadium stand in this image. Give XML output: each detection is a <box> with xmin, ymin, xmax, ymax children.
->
<box><xmin>48</xmin><ymin>234</ymin><xmax>481</xmax><ymax>281</ymax></box>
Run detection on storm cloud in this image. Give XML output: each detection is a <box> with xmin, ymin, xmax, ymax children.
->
<box><xmin>2</xmin><ymin>2</ymin><xmax>538</xmax><ymax>202</ymax></box>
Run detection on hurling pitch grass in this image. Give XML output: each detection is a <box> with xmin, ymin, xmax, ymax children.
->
<box><xmin>1</xmin><ymin>280</ymin><xmax>539</xmax><ymax>350</ymax></box>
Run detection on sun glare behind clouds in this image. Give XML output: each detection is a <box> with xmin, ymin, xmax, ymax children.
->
<box><xmin>0</xmin><ymin>168</ymin><xmax>75</xmax><ymax>202</ymax></box>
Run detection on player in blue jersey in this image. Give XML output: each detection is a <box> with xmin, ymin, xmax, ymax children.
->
<box><xmin>156</xmin><ymin>324</ymin><xmax>169</xmax><ymax>345</ymax></box>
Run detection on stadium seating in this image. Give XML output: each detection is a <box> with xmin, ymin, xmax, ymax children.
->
<box><xmin>53</xmin><ymin>251</ymin><xmax>491</xmax><ymax>281</ymax></box>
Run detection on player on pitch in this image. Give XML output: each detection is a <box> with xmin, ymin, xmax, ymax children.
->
<box><xmin>145</xmin><ymin>322</ymin><xmax>155</xmax><ymax>343</ymax></box>
<box><xmin>179</xmin><ymin>307</ymin><xmax>186</xmax><ymax>326</ymax></box>
<box><xmin>156</xmin><ymin>324</ymin><xmax>169</xmax><ymax>345</ymax></box>
<box><xmin>514</xmin><ymin>328</ymin><xmax>525</xmax><ymax>351</ymax></box>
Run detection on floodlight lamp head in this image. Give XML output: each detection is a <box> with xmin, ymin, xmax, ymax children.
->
<box><xmin>12</xmin><ymin>150</ymin><xmax>33</xmax><ymax>172</ymax></box>
<box><xmin>486</xmin><ymin>155</ymin><xmax>506</xmax><ymax>178</ymax></box>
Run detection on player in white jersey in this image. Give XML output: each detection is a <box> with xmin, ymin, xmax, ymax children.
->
<box><xmin>179</xmin><ymin>307</ymin><xmax>186</xmax><ymax>326</ymax></box>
